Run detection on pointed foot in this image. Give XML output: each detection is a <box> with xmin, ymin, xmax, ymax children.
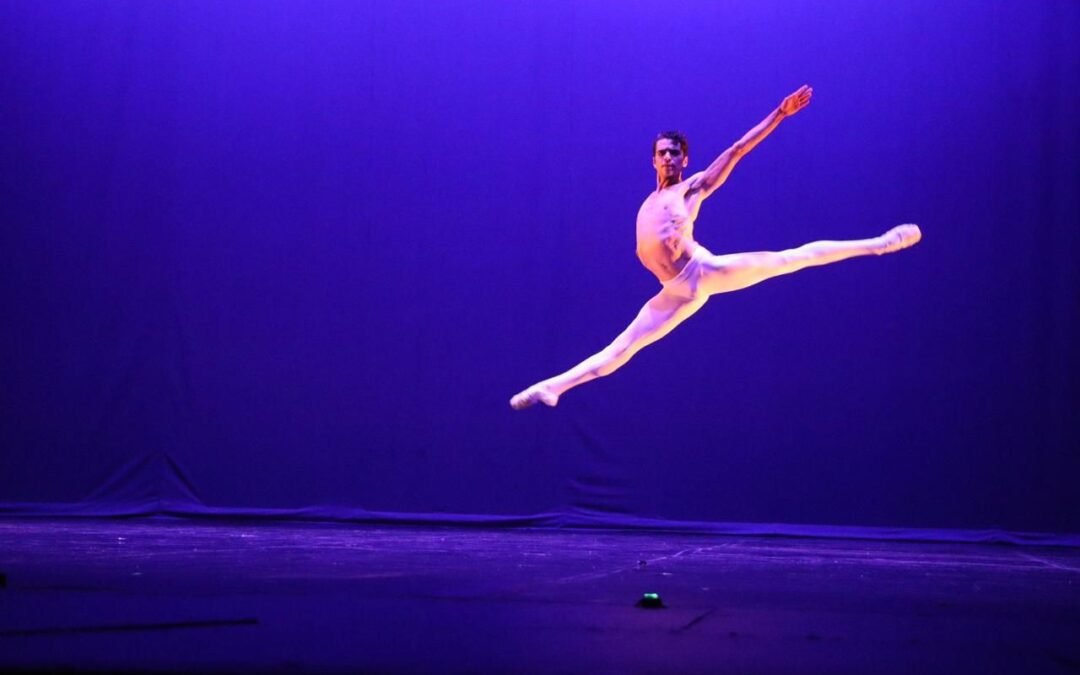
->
<box><xmin>877</xmin><ymin>224</ymin><xmax>922</xmax><ymax>255</ymax></box>
<box><xmin>510</xmin><ymin>385</ymin><xmax>559</xmax><ymax>410</ymax></box>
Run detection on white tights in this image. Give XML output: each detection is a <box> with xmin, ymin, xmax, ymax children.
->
<box><xmin>513</xmin><ymin>226</ymin><xmax>919</xmax><ymax>407</ymax></box>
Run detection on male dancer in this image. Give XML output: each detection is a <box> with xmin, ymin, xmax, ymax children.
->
<box><xmin>510</xmin><ymin>85</ymin><xmax>921</xmax><ymax>410</ymax></box>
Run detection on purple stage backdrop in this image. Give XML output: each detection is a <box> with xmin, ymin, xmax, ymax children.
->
<box><xmin>2</xmin><ymin>1</ymin><xmax>1077</xmax><ymax>535</ymax></box>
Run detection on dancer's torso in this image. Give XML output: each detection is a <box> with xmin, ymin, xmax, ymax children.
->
<box><xmin>635</xmin><ymin>177</ymin><xmax>704</xmax><ymax>282</ymax></box>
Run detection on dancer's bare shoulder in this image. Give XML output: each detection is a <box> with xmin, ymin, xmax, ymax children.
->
<box><xmin>637</xmin><ymin>174</ymin><xmax>706</xmax><ymax>225</ymax></box>
<box><xmin>682</xmin><ymin>170</ymin><xmax>708</xmax><ymax>191</ymax></box>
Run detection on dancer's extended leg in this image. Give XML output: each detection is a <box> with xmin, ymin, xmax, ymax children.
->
<box><xmin>510</xmin><ymin>224</ymin><xmax>920</xmax><ymax>409</ymax></box>
<box><xmin>509</xmin><ymin>291</ymin><xmax>707</xmax><ymax>409</ymax></box>
<box><xmin>699</xmin><ymin>224</ymin><xmax>921</xmax><ymax>295</ymax></box>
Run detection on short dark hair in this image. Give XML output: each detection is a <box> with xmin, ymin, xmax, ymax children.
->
<box><xmin>653</xmin><ymin>130</ymin><xmax>689</xmax><ymax>157</ymax></box>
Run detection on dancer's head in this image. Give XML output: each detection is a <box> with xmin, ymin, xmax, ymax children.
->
<box><xmin>652</xmin><ymin>131</ymin><xmax>689</xmax><ymax>183</ymax></box>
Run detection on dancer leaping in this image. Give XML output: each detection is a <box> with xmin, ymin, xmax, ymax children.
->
<box><xmin>510</xmin><ymin>85</ymin><xmax>921</xmax><ymax>410</ymax></box>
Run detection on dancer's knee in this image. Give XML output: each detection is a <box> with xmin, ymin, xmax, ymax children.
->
<box><xmin>716</xmin><ymin>251</ymin><xmax>790</xmax><ymax>273</ymax></box>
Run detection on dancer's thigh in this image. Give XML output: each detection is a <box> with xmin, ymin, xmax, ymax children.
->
<box><xmin>698</xmin><ymin>251</ymin><xmax>788</xmax><ymax>295</ymax></box>
<box><xmin>612</xmin><ymin>290</ymin><xmax>707</xmax><ymax>351</ymax></box>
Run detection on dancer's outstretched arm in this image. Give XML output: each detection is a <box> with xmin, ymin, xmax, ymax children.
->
<box><xmin>688</xmin><ymin>85</ymin><xmax>814</xmax><ymax>200</ymax></box>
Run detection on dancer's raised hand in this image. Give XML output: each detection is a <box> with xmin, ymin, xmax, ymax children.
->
<box><xmin>780</xmin><ymin>85</ymin><xmax>813</xmax><ymax>116</ymax></box>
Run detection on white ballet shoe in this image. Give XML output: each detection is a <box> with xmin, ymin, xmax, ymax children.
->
<box><xmin>877</xmin><ymin>224</ymin><xmax>922</xmax><ymax>255</ymax></box>
<box><xmin>509</xmin><ymin>385</ymin><xmax>559</xmax><ymax>410</ymax></box>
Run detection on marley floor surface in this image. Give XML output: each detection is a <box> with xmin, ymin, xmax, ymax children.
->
<box><xmin>1</xmin><ymin>518</ymin><xmax>1078</xmax><ymax>674</ymax></box>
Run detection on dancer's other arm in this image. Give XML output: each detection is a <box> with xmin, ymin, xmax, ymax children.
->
<box><xmin>688</xmin><ymin>84</ymin><xmax>813</xmax><ymax>199</ymax></box>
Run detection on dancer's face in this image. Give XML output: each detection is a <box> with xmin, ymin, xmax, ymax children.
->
<box><xmin>653</xmin><ymin>139</ymin><xmax>688</xmax><ymax>181</ymax></box>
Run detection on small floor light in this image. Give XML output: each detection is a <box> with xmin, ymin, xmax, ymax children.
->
<box><xmin>637</xmin><ymin>592</ymin><xmax>664</xmax><ymax>608</ymax></box>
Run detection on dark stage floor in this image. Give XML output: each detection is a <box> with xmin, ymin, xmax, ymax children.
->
<box><xmin>1</xmin><ymin>519</ymin><xmax>1078</xmax><ymax>674</ymax></box>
